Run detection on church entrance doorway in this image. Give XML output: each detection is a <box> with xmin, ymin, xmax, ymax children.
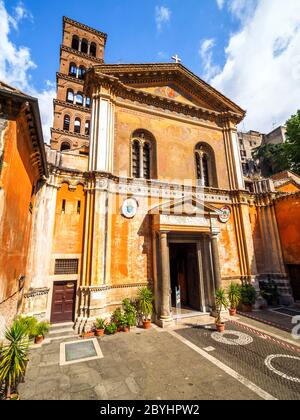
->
<box><xmin>169</xmin><ymin>243</ymin><xmax>201</xmax><ymax>311</ymax></box>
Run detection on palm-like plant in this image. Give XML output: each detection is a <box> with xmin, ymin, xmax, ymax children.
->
<box><xmin>228</xmin><ymin>283</ymin><xmax>241</xmax><ymax>310</ymax></box>
<box><xmin>215</xmin><ymin>288</ymin><xmax>229</xmax><ymax>326</ymax></box>
<box><xmin>0</xmin><ymin>323</ymin><xmax>29</xmax><ymax>398</ymax></box>
<box><xmin>138</xmin><ymin>287</ymin><xmax>153</xmax><ymax>321</ymax></box>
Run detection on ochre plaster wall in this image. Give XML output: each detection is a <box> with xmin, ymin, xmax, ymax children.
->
<box><xmin>0</xmin><ymin>118</ymin><xmax>37</xmax><ymax>306</ymax></box>
<box><xmin>52</xmin><ymin>183</ymin><xmax>86</xmax><ymax>255</ymax></box>
<box><xmin>114</xmin><ymin>107</ymin><xmax>230</xmax><ymax>189</ymax></box>
<box><xmin>275</xmin><ymin>195</ymin><xmax>300</xmax><ymax>265</ymax></box>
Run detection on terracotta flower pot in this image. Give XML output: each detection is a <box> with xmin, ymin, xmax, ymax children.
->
<box><xmin>96</xmin><ymin>329</ymin><xmax>105</xmax><ymax>337</ymax></box>
<box><xmin>143</xmin><ymin>320</ymin><xmax>151</xmax><ymax>330</ymax></box>
<box><xmin>229</xmin><ymin>308</ymin><xmax>237</xmax><ymax>316</ymax></box>
<box><xmin>84</xmin><ymin>331</ymin><xmax>95</xmax><ymax>338</ymax></box>
<box><xmin>216</xmin><ymin>323</ymin><xmax>225</xmax><ymax>333</ymax></box>
<box><xmin>35</xmin><ymin>336</ymin><xmax>44</xmax><ymax>345</ymax></box>
<box><xmin>7</xmin><ymin>394</ymin><xmax>20</xmax><ymax>400</ymax></box>
<box><xmin>242</xmin><ymin>304</ymin><xmax>253</xmax><ymax>313</ymax></box>
<box><xmin>123</xmin><ymin>326</ymin><xmax>130</xmax><ymax>333</ymax></box>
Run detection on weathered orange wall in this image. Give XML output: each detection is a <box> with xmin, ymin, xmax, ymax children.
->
<box><xmin>0</xmin><ymin>117</ymin><xmax>37</xmax><ymax>303</ymax></box>
<box><xmin>276</xmin><ymin>183</ymin><xmax>300</xmax><ymax>193</ymax></box>
<box><xmin>275</xmin><ymin>194</ymin><xmax>300</xmax><ymax>265</ymax></box>
<box><xmin>52</xmin><ymin>183</ymin><xmax>86</xmax><ymax>254</ymax></box>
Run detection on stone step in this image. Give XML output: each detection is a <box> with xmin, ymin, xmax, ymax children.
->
<box><xmin>48</xmin><ymin>329</ymin><xmax>76</xmax><ymax>339</ymax></box>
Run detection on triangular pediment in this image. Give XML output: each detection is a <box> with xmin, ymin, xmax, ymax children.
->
<box><xmin>91</xmin><ymin>63</ymin><xmax>245</xmax><ymax>119</ymax></box>
<box><xmin>134</xmin><ymin>84</ymin><xmax>211</xmax><ymax>109</ymax></box>
<box><xmin>149</xmin><ymin>195</ymin><xmax>222</xmax><ymax>217</ymax></box>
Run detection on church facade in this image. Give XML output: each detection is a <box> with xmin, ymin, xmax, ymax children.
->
<box><xmin>19</xmin><ymin>17</ymin><xmax>295</xmax><ymax>330</ymax></box>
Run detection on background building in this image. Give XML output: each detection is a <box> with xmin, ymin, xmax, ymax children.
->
<box><xmin>0</xmin><ymin>81</ymin><xmax>48</xmax><ymax>335</ymax></box>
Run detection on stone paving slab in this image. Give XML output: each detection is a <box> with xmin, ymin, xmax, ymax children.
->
<box><xmin>19</xmin><ymin>328</ymin><xmax>259</xmax><ymax>401</ymax></box>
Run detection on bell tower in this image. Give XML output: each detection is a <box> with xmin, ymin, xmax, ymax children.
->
<box><xmin>50</xmin><ymin>17</ymin><xmax>107</xmax><ymax>155</ymax></box>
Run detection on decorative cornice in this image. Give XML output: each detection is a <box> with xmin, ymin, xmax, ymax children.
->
<box><xmin>53</xmin><ymin>99</ymin><xmax>91</xmax><ymax>114</ymax></box>
<box><xmin>57</xmin><ymin>72</ymin><xmax>84</xmax><ymax>86</ymax></box>
<box><xmin>51</xmin><ymin>127</ymin><xmax>89</xmax><ymax>140</ymax></box>
<box><xmin>61</xmin><ymin>45</ymin><xmax>104</xmax><ymax>64</ymax></box>
<box><xmin>63</xmin><ymin>16</ymin><xmax>107</xmax><ymax>44</ymax></box>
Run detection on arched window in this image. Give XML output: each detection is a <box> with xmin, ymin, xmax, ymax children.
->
<box><xmin>78</xmin><ymin>66</ymin><xmax>86</xmax><ymax>80</ymax></box>
<box><xmin>132</xmin><ymin>140</ymin><xmax>140</xmax><ymax>179</ymax></box>
<box><xmin>74</xmin><ymin>118</ymin><xmax>81</xmax><ymax>134</ymax></box>
<box><xmin>75</xmin><ymin>92</ymin><xmax>83</xmax><ymax>106</ymax></box>
<box><xmin>85</xmin><ymin>96</ymin><xmax>91</xmax><ymax>108</ymax></box>
<box><xmin>85</xmin><ymin>120</ymin><xmax>90</xmax><ymax>136</ymax></box>
<box><xmin>72</xmin><ymin>35</ymin><xmax>79</xmax><ymax>51</ymax></box>
<box><xmin>69</xmin><ymin>63</ymin><xmax>77</xmax><ymax>77</ymax></box>
<box><xmin>61</xmin><ymin>142</ymin><xmax>71</xmax><ymax>152</ymax></box>
<box><xmin>66</xmin><ymin>89</ymin><xmax>74</xmax><ymax>103</ymax></box>
<box><xmin>195</xmin><ymin>143</ymin><xmax>217</xmax><ymax>188</ymax></box>
<box><xmin>90</xmin><ymin>42</ymin><xmax>97</xmax><ymax>57</ymax></box>
<box><xmin>63</xmin><ymin>115</ymin><xmax>70</xmax><ymax>131</ymax></box>
<box><xmin>143</xmin><ymin>143</ymin><xmax>151</xmax><ymax>180</ymax></box>
<box><xmin>131</xmin><ymin>130</ymin><xmax>156</xmax><ymax>179</ymax></box>
<box><xmin>81</xmin><ymin>39</ymin><xmax>88</xmax><ymax>54</ymax></box>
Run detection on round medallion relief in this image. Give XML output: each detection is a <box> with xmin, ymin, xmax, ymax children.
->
<box><xmin>122</xmin><ymin>198</ymin><xmax>138</xmax><ymax>219</ymax></box>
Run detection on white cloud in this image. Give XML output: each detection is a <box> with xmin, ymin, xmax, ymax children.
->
<box><xmin>216</xmin><ymin>0</ymin><xmax>225</xmax><ymax>10</ymax></box>
<box><xmin>155</xmin><ymin>5</ymin><xmax>171</xmax><ymax>32</ymax></box>
<box><xmin>199</xmin><ymin>39</ymin><xmax>220</xmax><ymax>81</ymax></box>
<box><xmin>209</xmin><ymin>0</ymin><xmax>300</xmax><ymax>132</ymax></box>
<box><xmin>0</xmin><ymin>1</ymin><xmax>54</xmax><ymax>142</ymax></box>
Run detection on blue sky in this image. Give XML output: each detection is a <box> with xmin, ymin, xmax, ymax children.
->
<box><xmin>5</xmin><ymin>0</ymin><xmax>237</xmax><ymax>91</ymax></box>
<box><xmin>1</xmin><ymin>0</ymin><xmax>300</xmax><ymax>140</ymax></box>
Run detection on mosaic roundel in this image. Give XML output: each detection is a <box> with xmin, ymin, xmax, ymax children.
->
<box><xmin>264</xmin><ymin>355</ymin><xmax>300</xmax><ymax>383</ymax></box>
<box><xmin>211</xmin><ymin>330</ymin><xmax>254</xmax><ymax>346</ymax></box>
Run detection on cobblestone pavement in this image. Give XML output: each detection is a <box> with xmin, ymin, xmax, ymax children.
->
<box><xmin>19</xmin><ymin>319</ymin><xmax>300</xmax><ymax>401</ymax></box>
<box><xmin>176</xmin><ymin>321</ymin><xmax>300</xmax><ymax>400</ymax></box>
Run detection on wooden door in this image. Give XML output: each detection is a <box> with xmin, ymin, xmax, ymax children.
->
<box><xmin>51</xmin><ymin>281</ymin><xmax>76</xmax><ymax>323</ymax></box>
<box><xmin>289</xmin><ymin>266</ymin><xmax>300</xmax><ymax>301</ymax></box>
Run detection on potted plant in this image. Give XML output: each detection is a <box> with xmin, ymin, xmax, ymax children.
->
<box><xmin>14</xmin><ymin>316</ymin><xmax>38</xmax><ymax>341</ymax></box>
<box><xmin>0</xmin><ymin>323</ymin><xmax>29</xmax><ymax>400</ymax></box>
<box><xmin>105</xmin><ymin>323</ymin><xmax>117</xmax><ymax>335</ymax></box>
<box><xmin>241</xmin><ymin>284</ymin><xmax>257</xmax><ymax>312</ymax></box>
<box><xmin>137</xmin><ymin>287</ymin><xmax>153</xmax><ymax>329</ymax></box>
<box><xmin>122</xmin><ymin>298</ymin><xmax>137</xmax><ymax>330</ymax></box>
<box><xmin>95</xmin><ymin>318</ymin><xmax>106</xmax><ymax>337</ymax></box>
<box><xmin>118</xmin><ymin>314</ymin><xmax>130</xmax><ymax>333</ymax></box>
<box><xmin>112</xmin><ymin>308</ymin><xmax>123</xmax><ymax>332</ymax></box>
<box><xmin>215</xmin><ymin>288</ymin><xmax>229</xmax><ymax>333</ymax></box>
<box><xmin>227</xmin><ymin>283</ymin><xmax>241</xmax><ymax>316</ymax></box>
<box><xmin>83</xmin><ymin>330</ymin><xmax>95</xmax><ymax>339</ymax></box>
<box><xmin>33</xmin><ymin>321</ymin><xmax>50</xmax><ymax>344</ymax></box>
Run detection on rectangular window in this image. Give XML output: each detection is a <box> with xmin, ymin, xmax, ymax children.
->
<box><xmin>54</xmin><ymin>259</ymin><xmax>79</xmax><ymax>275</ymax></box>
<box><xmin>62</xmin><ymin>199</ymin><xmax>66</xmax><ymax>214</ymax></box>
<box><xmin>77</xmin><ymin>201</ymin><xmax>81</xmax><ymax>215</ymax></box>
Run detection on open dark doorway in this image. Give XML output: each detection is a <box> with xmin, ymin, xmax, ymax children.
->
<box><xmin>169</xmin><ymin>243</ymin><xmax>201</xmax><ymax>311</ymax></box>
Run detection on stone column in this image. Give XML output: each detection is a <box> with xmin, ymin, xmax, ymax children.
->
<box><xmin>211</xmin><ymin>233</ymin><xmax>222</xmax><ymax>291</ymax></box>
<box><xmin>159</xmin><ymin>233</ymin><xmax>173</xmax><ymax>327</ymax></box>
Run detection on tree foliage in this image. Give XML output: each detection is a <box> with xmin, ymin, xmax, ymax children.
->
<box><xmin>285</xmin><ymin>110</ymin><xmax>300</xmax><ymax>174</ymax></box>
<box><xmin>254</xmin><ymin>110</ymin><xmax>300</xmax><ymax>177</ymax></box>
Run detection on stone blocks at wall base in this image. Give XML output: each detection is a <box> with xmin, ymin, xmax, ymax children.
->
<box><xmin>76</xmin><ymin>283</ymin><xmax>149</xmax><ymax>332</ymax></box>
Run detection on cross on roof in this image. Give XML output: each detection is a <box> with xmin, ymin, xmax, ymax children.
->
<box><xmin>171</xmin><ymin>54</ymin><xmax>182</xmax><ymax>64</ymax></box>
